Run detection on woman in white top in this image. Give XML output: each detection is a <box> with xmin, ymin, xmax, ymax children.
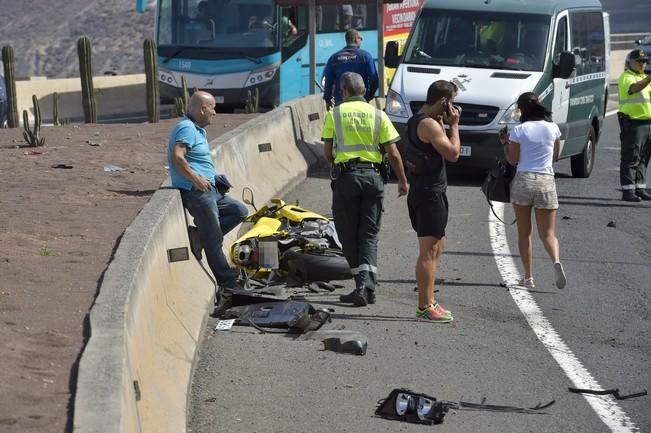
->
<box><xmin>501</xmin><ymin>92</ymin><xmax>567</xmax><ymax>290</ymax></box>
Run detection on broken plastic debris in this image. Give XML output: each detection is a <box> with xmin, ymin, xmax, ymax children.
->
<box><xmin>51</xmin><ymin>163</ymin><xmax>73</xmax><ymax>169</ymax></box>
<box><xmin>301</xmin><ymin>330</ymin><xmax>368</xmax><ymax>356</ymax></box>
<box><xmin>104</xmin><ymin>165</ymin><xmax>126</xmax><ymax>172</ymax></box>
<box><xmin>214</xmin><ymin>319</ymin><xmax>236</xmax><ymax>331</ymax></box>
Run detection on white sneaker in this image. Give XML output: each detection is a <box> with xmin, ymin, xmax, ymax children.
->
<box><xmin>519</xmin><ymin>277</ymin><xmax>535</xmax><ymax>289</ymax></box>
<box><xmin>553</xmin><ymin>262</ymin><xmax>566</xmax><ymax>289</ymax></box>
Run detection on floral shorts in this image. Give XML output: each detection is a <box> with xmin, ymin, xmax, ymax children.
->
<box><xmin>510</xmin><ymin>172</ymin><xmax>559</xmax><ymax>209</ymax></box>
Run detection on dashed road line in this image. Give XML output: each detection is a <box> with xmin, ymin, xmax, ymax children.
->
<box><xmin>488</xmin><ymin>201</ymin><xmax>640</xmax><ymax>433</ymax></box>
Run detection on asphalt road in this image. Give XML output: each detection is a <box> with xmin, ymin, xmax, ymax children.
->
<box><xmin>188</xmin><ymin>112</ymin><xmax>650</xmax><ymax>433</ymax></box>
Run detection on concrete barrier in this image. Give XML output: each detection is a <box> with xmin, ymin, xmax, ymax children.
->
<box><xmin>15</xmin><ymin>74</ymin><xmax>146</xmax><ymax>123</ymax></box>
<box><xmin>73</xmin><ymin>94</ymin><xmax>327</xmax><ymax>433</ymax></box>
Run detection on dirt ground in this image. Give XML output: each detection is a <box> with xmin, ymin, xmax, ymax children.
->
<box><xmin>0</xmin><ymin>114</ymin><xmax>256</xmax><ymax>433</ymax></box>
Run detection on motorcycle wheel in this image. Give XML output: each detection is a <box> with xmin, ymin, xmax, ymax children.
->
<box><xmin>281</xmin><ymin>248</ymin><xmax>352</xmax><ymax>282</ymax></box>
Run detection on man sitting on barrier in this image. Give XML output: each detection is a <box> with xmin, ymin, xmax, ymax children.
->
<box><xmin>167</xmin><ymin>91</ymin><xmax>248</xmax><ymax>289</ymax></box>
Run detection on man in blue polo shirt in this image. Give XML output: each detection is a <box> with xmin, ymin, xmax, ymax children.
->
<box><xmin>323</xmin><ymin>28</ymin><xmax>378</xmax><ymax>109</ymax></box>
<box><xmin>167</xmin><ymin>91</ymin><xmax>248</xmax><ymax>288</ymax></box>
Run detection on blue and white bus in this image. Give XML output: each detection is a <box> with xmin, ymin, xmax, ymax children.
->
<box><xmin>136</xmin><ymin>0</ymin><xmax>392</xmax><ymax>110</ymax></box>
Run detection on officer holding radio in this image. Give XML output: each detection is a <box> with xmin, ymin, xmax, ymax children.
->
<box><xmin>404</xmin><ymin>80</ymin><xmax>460</xmax><ymax>322</ymax></box>
<box><xmin>322</xmin><ymin>72</ymin><xmax>408</xmax><ymax>307</ymax></box>
<box><xmin>618</xmin><ymin>49</ymin><xmax>651</xmax><ymax>202</ymax></box>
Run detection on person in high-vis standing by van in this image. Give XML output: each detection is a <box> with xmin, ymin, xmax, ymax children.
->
<box><xmin>322</xmin><ymin>72</ymin><xmax>408</xmax><ymax>307</ymax></box>
<box><xmin>618</xmin><ymin>49</ymin><xmax>651</xmax><ymax>202</ymax></box>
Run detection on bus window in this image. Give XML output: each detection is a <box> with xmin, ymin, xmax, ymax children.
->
<box><xmin>316</xmin><ymin>3</ymin><xmax>377</xmax><ymax>33</ymax></box>
<box><xmin>157</xmin><ymin>0</ymin><xmax>279</xmax><ymax>50</ymax></box>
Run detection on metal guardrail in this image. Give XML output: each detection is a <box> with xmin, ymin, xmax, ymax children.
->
<box><xmin>611</xmin><ymin>33</ymin><xmax>649</xmax><ymax>50</ymax></box>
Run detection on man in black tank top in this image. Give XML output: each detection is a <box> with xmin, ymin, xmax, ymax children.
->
<box><xmin>406</xmin><ymin>80</ymin><xmax>461</xmax><ymax>322</ymax></box>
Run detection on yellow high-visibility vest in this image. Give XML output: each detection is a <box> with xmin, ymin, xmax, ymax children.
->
<box><xmin>618</xmin><ymin>69</ymin><xmax>651</xmax><ymax>120</ymax></box>
<box><xmin>332</xmin><ymin>100</ymin><xmax>383</xmax><ymax>164</ymax></box>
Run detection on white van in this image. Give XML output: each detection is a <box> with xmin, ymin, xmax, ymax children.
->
<box><xmin>384</xmin><ymin>0</ymin><xmax>610</xmax><ymax>177</ymax></box>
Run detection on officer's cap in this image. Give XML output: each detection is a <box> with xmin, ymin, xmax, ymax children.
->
<box><xmin>629</xmin><ymin>49</ymin><xmax>649</xmax><ymax>61</ymax></box>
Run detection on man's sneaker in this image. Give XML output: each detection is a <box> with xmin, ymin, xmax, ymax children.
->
<box><xmin>416</xmin><ymin>304</ymin><xmax>453</xmax><ymax>323</ymax></box>
<box><xmin>553</xmin><ymin>262</ymin><xmax>567</xmax><ymax>289</ymax></box>
<box><xmin>519</xmin><ymin>277</ymin><xmax>535</xmax><ymax>289</ymax></box>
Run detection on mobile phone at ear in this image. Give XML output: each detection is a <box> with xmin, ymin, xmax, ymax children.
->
<box><xmin>440</xmin><ymin>97</ymin><xmax>449</xmax><ymax>115</ymax></box>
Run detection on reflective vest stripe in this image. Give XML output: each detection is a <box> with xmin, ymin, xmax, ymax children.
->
<box><xmin>372</xmin><ymin>108</ymin><xmax>382</xmax><ymax>145</ymax></box>
<box><xmin>333</xmin><ymin>105</ymin><xmax>344</xmax><ymax>151</ymax></box>
<box><xmin>336</xmin><ymin>144</ymin><xmax>378</xmax><ymax>152</ymax></box>
<box><xmin>619</xmin><ymin>96</ymin><xmax>651</xmax><ymax>104</ymax></box>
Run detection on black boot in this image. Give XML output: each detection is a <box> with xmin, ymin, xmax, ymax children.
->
<box><xmin>636</xmin><ymin>189</ymin><xmax>651</xmax><ymax>200</ymax></box>
<box><xmin>339</xmin><ymin>287</ymin><xmax>376</xmax><ymax>304</ymax></box>
<box><xmin>623</xmin><ymin>191</ymin><xmax>641</xmax><ymax>202</ymax></box>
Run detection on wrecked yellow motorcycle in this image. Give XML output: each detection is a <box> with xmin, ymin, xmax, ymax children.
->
<box><xmin>230</xmin><ymin>188</ymin><xmax>351</xmax><ymax>285</ymax></box>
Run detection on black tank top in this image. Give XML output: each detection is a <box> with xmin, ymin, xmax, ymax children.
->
<box><xmin>406</xmin><ymin>113</ymin><xmax>447</xmax><ymax>192</ymax></box>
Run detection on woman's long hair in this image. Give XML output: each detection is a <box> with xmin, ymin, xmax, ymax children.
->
<box><xmin>517</xmin><ymin>92</ymin><xmax>552</xmax><ymax>123</ymax></box>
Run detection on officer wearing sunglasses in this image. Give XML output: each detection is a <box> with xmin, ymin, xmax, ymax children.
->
<box><xmin>617</xmin><ymin>49</ymin><xmax>651</xmax><ymax>201</ymax></box>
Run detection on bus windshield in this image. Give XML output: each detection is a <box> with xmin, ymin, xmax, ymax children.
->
<box><xmin>403</xmin><ymin>10</ymin><xmax>551</xmax><ymax>71</ymax></box>
<box><xmin>157</xmin><ymin>0</ymin><xmax>279</xmax><ymax>58</ymax></box>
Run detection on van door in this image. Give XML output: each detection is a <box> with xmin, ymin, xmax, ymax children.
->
<box><xmin>551</xmin><ymin>12</ymin><xmax>570</xmax><ymax>156</ymax></box>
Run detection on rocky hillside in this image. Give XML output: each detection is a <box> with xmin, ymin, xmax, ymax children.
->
<box><xmin>0</xmin><ymin>0</ymin><xmax>155</xmax><ymax>78</ymax></box>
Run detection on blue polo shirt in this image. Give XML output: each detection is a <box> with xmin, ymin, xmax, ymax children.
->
<box><xmin>167</xmin><ymin>117</ymin><xmax>215</xmax><ymax>191</ymax></box>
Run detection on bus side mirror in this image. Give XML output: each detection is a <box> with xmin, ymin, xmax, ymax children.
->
<box><xmin>385</xmin><ymin>41</ymin><xmax>400</xmax><ymax>69</ymax></box>
<box><xmin>635</xmin><ymin>39</ymin><xmax>642</xmax><ymax>45</ymax></box>
<box><xmin>554</xmin><ymin>51</ymin><xmax>576</xmax><ymax>79</ymax></box>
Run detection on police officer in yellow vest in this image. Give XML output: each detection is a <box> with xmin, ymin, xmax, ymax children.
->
<box><xmin>322</xmin><ymin>72</ymin><xmax>408</xmax><ymax>306</ymax></box>
<box><xmin>618</xmin><ymin>49</ymin><xmax>651</xmax><ymax>202</ymax></box>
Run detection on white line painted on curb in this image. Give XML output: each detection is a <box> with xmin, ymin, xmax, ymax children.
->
<box><xmin>606</xmin><ymin>109</ymin><xmax>618</xmax><ymax>118</ymax></box>
<box><xmin>488</xmin><ymin>201</ymin><xmax>639</xmax><ymax>433</ymax></box>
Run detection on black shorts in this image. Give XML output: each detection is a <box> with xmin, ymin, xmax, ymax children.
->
<box><xmin>407</xmin><ymin>190</ymin><xmax>448</xmax><ymax>238</ymax></box>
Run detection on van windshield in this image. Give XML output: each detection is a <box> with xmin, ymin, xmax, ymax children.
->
<box><xmin>403</xmin><ymin>10</ymin><xmax>550</xmax><ymax>71</ymax></box>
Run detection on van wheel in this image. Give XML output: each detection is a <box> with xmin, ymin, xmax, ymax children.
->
<box><xmin>571</xmin><ymin>126</ymin><xmax>596</xmax><ymax>178</ymax></box>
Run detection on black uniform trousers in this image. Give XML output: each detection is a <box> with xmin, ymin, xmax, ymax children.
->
<box><xmin>331</xmin><ymin>167</ymin><xmax>384</xmax><ymax>291</ymax></box>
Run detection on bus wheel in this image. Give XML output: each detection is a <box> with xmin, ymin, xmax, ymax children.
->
<box><xmin>571</xmin><ymin>126</ymin><xmax>596</xmax><ymax>178</ymax></box>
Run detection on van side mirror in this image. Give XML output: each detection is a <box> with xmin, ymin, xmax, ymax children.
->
<box><xmin>554</xmin><ymin>51</ymin><xmax>576</xmax><ymax>79</ymax></box>
<box><xmin>385</xmin><ymin>41</ymin><xmax>400</xmax><ymax>69</ymax></box>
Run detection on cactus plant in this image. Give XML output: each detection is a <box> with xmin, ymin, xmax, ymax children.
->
<box><xmin>245</xmin><ymin>88</ymin><xmax>259</xmax><ymax>113</ymax></box>
<box><xmin>181</xmin><ymin>75</ymin><xmax>189</xmax><ymax>112</ymax></box>
<box><xmin>53</xmin><ymin>92</ymin><xmax>60</xmax><ymax>126</ymax></box>
<box><xmin>2</xmin><ymin>45</ymin><xmax>19</xmax><ymax>128</ymax></box>
<box><xmin>143</xmin><ymin>38</ymin><xmax>160</xmax><ymax>123</ymax></box>
<box><xmin>22</xmin><ymin>95</ymin><xmax>45</xmax><ymax>147</ymax></box>
<box><xmin>77</xmin><ymin>36</ymin><xmax>97</xmax><ymax>123</ymax></box>
<box><xmin>174</xmin><ymin>96</ymin><xmax>185</xmax><ymax>117</ymax></box>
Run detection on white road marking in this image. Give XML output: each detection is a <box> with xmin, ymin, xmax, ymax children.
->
<box><xmin>488</xmin><ymin>201</ymin><xmax>640</xmax><ymax>433</ymax></box>
<box><xmin>606</xmin><ymin>109</ymin><xmax>619</xmax><ymax>118</ymax></box>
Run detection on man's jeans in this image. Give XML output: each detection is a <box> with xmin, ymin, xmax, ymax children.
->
<box><xmin>180</xmin><ymin>187</ymin><xmax>248</xmax><ymax>286</ymax></box>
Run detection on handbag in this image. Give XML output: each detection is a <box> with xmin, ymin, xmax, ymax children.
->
<box><xmin>481</xmin><ymin>155</ymin><xmax>516</xmax><ymax>223</ymax></box>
